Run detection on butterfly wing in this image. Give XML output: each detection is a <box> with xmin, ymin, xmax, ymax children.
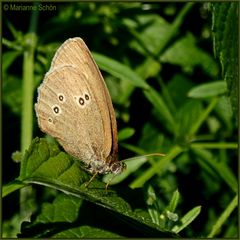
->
<box><xmin>36</xmin><ymin>65</ymin><xmax>112</xmax><ymax>165</ymax></box>
<box><xmin>49</xmin><ymin>37</ymin><xmax>118</xmax><ymax>162</ymax></box>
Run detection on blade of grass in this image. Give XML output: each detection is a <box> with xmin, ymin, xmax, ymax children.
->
<box><xmin>158</xmin><ymin>2</ymin><xmax>194</xmax><ymax>56</ymax></box>
<box><xmin>93</xmin><ymin>52</ymin><xmax>149</xmax><ymax>89</ymax></box>
<box><xmin>166</xmin><ymin>190</ymin><xmax>180</xmax><ymax>213</ymax></box>
<box><xmin>189</xmin><ymin>97</ymin><xmax>219</xmax><ymax>135</ymax></box>
<box><xmin>192</xmin><ymin>148</ymin><xmax>238</xmax><ymax>193</ymax></box>
<box><xmin>191</xmin><ymin>142</ymin><xmax>238</xmax><ymax>149</ymax></box>
<box><xmin>172</xmin><ymin>206</ymin><xmax>201</xmax><ymax>233</ymax></box>
<box><xmin>208</xmin><ymin>195</ymin><xmax>238</xmax><ymax>237</ymax></box>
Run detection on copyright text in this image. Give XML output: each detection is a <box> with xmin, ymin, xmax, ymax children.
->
<box><xmin>3</xmin><ymin>4</ymin><xmax>57</xmax><ymax>11</ymax></box>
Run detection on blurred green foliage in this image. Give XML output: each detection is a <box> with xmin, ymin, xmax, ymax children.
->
<box><xmin>2</xmin><ymin>2</ymin><xmax>238</xmax><ymax>238</ymax></box>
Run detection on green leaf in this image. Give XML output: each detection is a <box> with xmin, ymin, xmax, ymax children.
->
<box><xmin>3</xmin><ymin>74</ymin><xmax>22</xmax><ymax>115</ymax></box>
<box><xmin>130</xmin><ymin>146</ymin><xmax>183</xmax><ymax>188</ymax></box>
<box><xmin>125</xmin><ymin>14</ymin><xmax>173</xmax><ymax>55</ymax></box>
<box><xmin>93</xmin><ymin>52</ymin><xmax>149</xmax><ymax>89</ymax></box>
<box><xmin>166</xmin><ymin>190</ymin><xmax>180</xmax><ymax>213</ymax></box>
<box><xmin>167</xmin><ymin>74</ymin><xmax>194</xmax><ymax>109</ymax></box>
<box><xmin>145</xmin><ymin>185</ymin><xmax>161</xmax><ymax>226</ymax></box>
<box><xmin>125</xmin><ymin>3</ymin><xmax>194</xmax><ymax>56</ymax></box>
<box><xmin>138</xmin><ymin>123</ymin><xmax>167</xmax><ymax>153</ymax></box>
<box><xmin>54</xmin><ymin>225</ymin><xmax>121</xmax><ymax>238</ymax></box>
<box><xmin>94</xmin><ymin>52</ymin><xmax>176</xmax><ymax>134</ymax></box>
<box><xmin>144</xmin><ymin>87</ymin><xmax>176</xmax><ymax>134</ymax></box>
<box><xmin>161</xmin><ymin>33</ymin><xmax>219</xmax><ymax>76</ymax></box>
<box><xmin>192</xmin><ymin>148</ymin><xmax>238</xmax><ymax>193</ymax></box>
<box><xmin>19</xmin><ymin>193</ymin><xmax>122</xmax><ymax>238</ymax></box>
<box><xmin>36</xmin><ymin>194</ymin><xmax>83</xmax><ymax>223</ymax></box>
<box><xmin>189</xmin><ymin>97</ymin><xmax>219</xmax><ymax>136</ymax></box>
<box><xmin>171</xmin><ymin>206</ymin><xmax>201</xmax><ymax>233</ymax></box>
<box><xmin>175</xmin><ymin>100</ymin><xmax>203</xmax><ymax>141</ymax></box>
<box><xmin>3</xmin><ymin>181</ymin><xmax>26</xmax><ymax>198</ymax></box>
<box><xmin>214</xmin><ymin>96</ymin><xmax>233</xmax><ymax>133</ymax></box>
<box><xmin>208</xmin><ymin>195</ymin><xmax>238</xmax><ymax>237</ymax></box>
<box><xmin>16</xmin><ymin>138</ymin><xmax>177</xmax><ymax>237</ymax></box>
<box><xmin>212</xmin><ymin>3</ymin><xmax>238</xmax><ymax>119</ymax></box>
<box><xmin>215</xmin><ymin>162</ymin><xmax>238</xmax><ymax>193</ymax></box>
<box><xmin>136</xmin><ymin>57</ymin><xmax>161</xmax><ymax>79</ymax></box>
<box><xmin>118</xmin><ymin>127</ymin><xmax>135</xmax><ymax>141</ymax></box>
<box><xmin>3</xmin><ymin>214</ymin><xmax>22</xmax><ymax>238</ymax></box>
<box><xmin>12</xmin><ymin>151</ymin><xmax>23</xmax><ymax>163</ymax></box>
<box><xmin>105</xmin><ymin>74</ymin><xmax>133</xmax><ymax>106</ymax></box>
<box><xmin>145</xmin><ymin>185</ymin><xmax>158</xmax><ymax>206</ymax></box>
<box><xmin>188</xmin><ymin>81</ymin><xmax>227</xmax><ymax>98</ymax></box>
<box><xmin>3</xmin><ymin>51</ymin><xmax>21</xmax><ymax>72</ymax></box>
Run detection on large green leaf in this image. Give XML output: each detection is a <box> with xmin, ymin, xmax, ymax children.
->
<box><xmin>19</xmin><ymin>193</ymin><xmax>122</xmax><ymax>238</ymax></box>
<box><xmin>211</xmin><ymin>3</ymin><xmax>238</xmax><ymax>120</ymax></box>
<box><xmin>15</xmin><ymin>138</ymin><xmax>177</xmax><ymax>237</ymax></box>
<box><xmin>161</xmin><ymin>33</ymin><xmax>219</xmax><ymax>76</ymax></box>
<box><xmin>188</xmin><ymin>81</ymin><xmax>227</xmax><ymax>98</ymax></box>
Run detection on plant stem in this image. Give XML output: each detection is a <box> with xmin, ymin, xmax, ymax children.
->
<box><xmin>21</xmin><ymin>34</ymin><xmax>35</xmax><ymax>153</ymax></box>
<box><xmin>157</xmin><ymin>2</ymin><xmax>195</xmax><ymax>56</ymax></box>
<box><xmin>191</xmin><ymin>142</ymin><xmax>238</xmax><ymax>149</ymax></box>
<box><xmin>208</xmin><ymin>195</ymin><xmax>238</xmax><ymax>237</ymax></box>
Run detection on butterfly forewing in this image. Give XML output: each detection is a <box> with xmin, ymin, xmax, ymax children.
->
<box><xmin>36</xmin><ymin>65</ymin><xmax>108</xmax><ymax>164</ymax></box>
<box><xmin>49</xmin><ymin>38</ymin><xmax>118</xmax><ymax>162</ymax></box>
<box><xmin>35</xmin><ymin>37</ymin><xmax>122</xmax><ymax>177</ymax></box>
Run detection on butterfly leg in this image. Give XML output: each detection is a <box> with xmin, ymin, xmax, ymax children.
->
<box><xmin>85</xmin><ymin>172</ymin><xmax>98</xmax><ymax>188</ymax></box>
<box><xmin>105</xmin><ymin>181</ymin><xmax>110</xmax><ymax>192</ymax></box>
<box><xmin>105</xmin><ymin>175</ymin><xmax>115</xmax><ymax>192</ymax></box>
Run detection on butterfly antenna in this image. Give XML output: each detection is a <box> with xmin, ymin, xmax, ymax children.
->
<box><xmin>122</xmin><ymin>152</ymin><xmax>166</xmax><ymax>162</ymax></box>
<box><xmin>142</xmin><ymin>153</ymin><xmax>165</xmax><ymax>157</ymax></box>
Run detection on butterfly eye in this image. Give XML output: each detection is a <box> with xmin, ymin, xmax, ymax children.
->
<box><xmin>58</xmin><ymin>93</ymin><xmax>65</xmax><ymax>102</ymax></box>
<box><xmin>52</xmin><ymin>105</ymin><xmax>61</xmax><ymax>115</ymax></box>
<box><xmin>110</xmin><ymin>162</ymin><xmax>125</xmax><ymax>174</ymax></box>
<box><xmin>54</xmin><ymin>107</ymin><xmax>59</xmax><ymax>113</ymax></box>
<box><xmin>79</xmin><ymin>97</ymin><xmax>85</xmax><ymax>105</ymax></box>
<box><xmin>74</xmin><ymin>95</ymin><xmax>88</xmax><ymax>108</ymax></box>
<box><xmin>48</xmin><ymin>117</ymin><xmax>53</xmax><ymax>123</ymax></box>
<box><xmin>85</xmin><ymin>94</ymin><xmax>89</xmax><ymax>101</ymax></box>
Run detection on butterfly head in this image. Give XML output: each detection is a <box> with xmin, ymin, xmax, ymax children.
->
<box><xmin>110</xmin><ymin>161</ymin><xmax>126</xmax><ymax>175</ymax></box>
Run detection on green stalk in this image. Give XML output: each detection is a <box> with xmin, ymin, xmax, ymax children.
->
<box><xmin>157</xmin><ymin>2</ymin><xmax>194</xmax><ymax>56</ymax></box>
<box><xmin>208</xmin><ymin>195</ymin><xmax>238</xmax><ymax>237</ymax></box>
<box><xmin>21</xmin><ymin>34</ymin><xmax>35</xmax><ymax>153</ymax></box>
<box><xmin>21</xmin><ymin>1</ymin><xmax>39</xmax><ymax>154</ymax></box>
<box><xmin>191</xmin><ymin>142</ymin><xmax>238</xmax><ymax>149</ymax></box>
<box><xmin>20</xmin><ymin>2</ymin><xmax>39</xmax><ymax>223</ymax></box>
<box><xmin>20</xmin><ymin>33</ymin><xmax>37</xmax><ymax>222</ymax></box>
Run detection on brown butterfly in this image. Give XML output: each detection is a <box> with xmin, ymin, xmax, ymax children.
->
<box><xmin>35</xmin><ymin>38</ymin><xmax>126</xmax><ymax>187</ymax></box>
